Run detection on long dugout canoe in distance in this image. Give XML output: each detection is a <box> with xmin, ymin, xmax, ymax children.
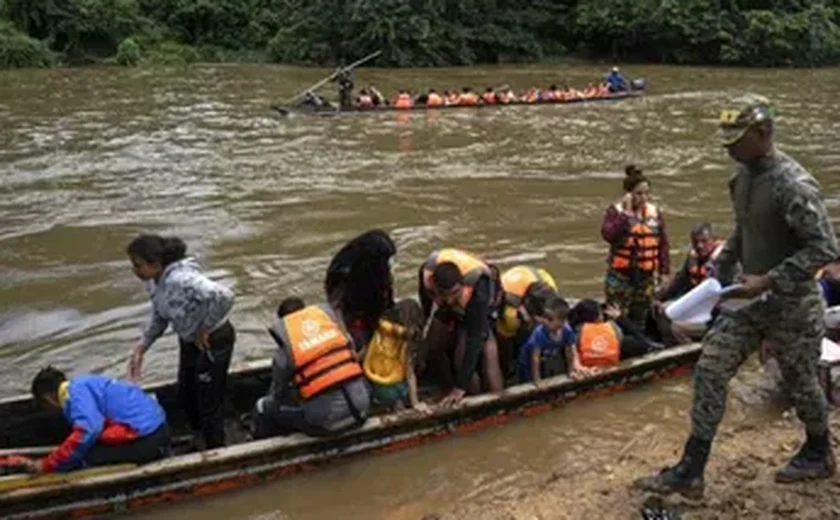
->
<box><xmin>272</xmin><ymin>88</ymin><xmax>645</xmax><ymax>117</ymax></box>
<box><xmin>0</xmin><ymin>342</ymin><xmax>701</xmax><ymax>520</ymax></box>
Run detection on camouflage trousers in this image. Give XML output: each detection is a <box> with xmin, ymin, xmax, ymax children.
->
<box><xmin>691</xmin><ymin>290</ymin><xmax>828</xmax><ymax>441</ymax></box>
<box><xmin>604</xmin><ymin>268</ymin><xmax>656</xmax><ymax>330</ymax></box>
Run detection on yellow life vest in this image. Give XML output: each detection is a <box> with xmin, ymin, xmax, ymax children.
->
<box><xmin>496</xmin><ymin>266</ymin><xmax>558</xmax><ymax>338</ymax></box>
<box><xmin>363</xmin><ymin>319</ymin><xmax>408</xmax><ymax>386</ymax></box>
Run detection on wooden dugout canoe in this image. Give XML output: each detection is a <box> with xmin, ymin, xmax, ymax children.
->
<box><xmin>272</xmin><ymin>88</ymin><xmax>645</xmax><ymax>117</ymax></box>
<box><xmin>0</xmin><ymin>341</ymin><xmax>701</xmax><ymax>519</ymax></box>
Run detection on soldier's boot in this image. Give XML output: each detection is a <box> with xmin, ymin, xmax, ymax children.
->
<box><xmin>633</xmin><ymin>435</ymin><xmax>710</xmax><ymax>500</ymax></box>
<box><xmin>775</xmin><ymin>430</ymin><xmax>836</xmax><ymax>483</ymax></box>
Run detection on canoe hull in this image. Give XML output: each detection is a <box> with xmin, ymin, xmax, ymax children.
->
<box><xmin>274</xmin><ymin>89</ymin><xmax>644</xmax><ymax>117</ymax></box>
<box><xmin>0</xmin><ymin>343</ymin><xmax>701</xmax><ymax>520</ymax></box>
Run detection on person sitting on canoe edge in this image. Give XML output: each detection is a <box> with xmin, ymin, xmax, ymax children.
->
<box><xmin>394</xmin><ymin>90</ymin><xmax>414</xmax><ymax>109</ymax></box>
<box><xmin>252</xmin><ymin>297</ymin><xmax>371</xmax><ymax>439</ymax></box>
<box><xmin>356</xmin><ymin>89</ymin><xmax>374</xmax><ymax>109</ymax></box>
<box><xmin>426</xmin><ymin>89</ymin><xmax>444</xmax><ymax>107</ymax></box>
<box><xmin>602</xmin><ymin>164</ymin><xmax>670</xmax><ymax>332</ymax></box>
<box><xmin>517</xmin><ymin>295</ymin><xmax>574</xmax><ymax>387</ymax></box>
<box><xmin>605</xmin><ymin>66</ymin><xmax>630</xmax><ymax>93</ymax></box>
<box><xmin>127</xmin><ymin>234</ymin><xmax>236</xmax><ymax>451</ymax></box>
<box><xmin>480</xmin><ymin>87</ymin><xmax>497</xmax><ymax>104</ymax></box>
<box><xmin>419</xmin><ymin>248</ymin><xmax>505</xmax><ymax>406</ymax></box>
<box><xmin>496</xmin><ymin>265</ymin><xmax>559</xmax><ymax>378</ymax></box>
<box><xmin>361</xmin><ymin>299</ymin><xmax>432</xmax><ymax>414</ymax></box>
<box><xmin>566</xmin><ymin>299</ymin><xmax>662</xmax><ymax>380</ymax></box>
<box><xmin>459</xmin><ymin>87</ymin><xmax>479</xmax><ymax>106</ymax></box>
<box><xmin>651</xmin><ymin>222</ymin><xmax>728</xmax><ymax>345</ymax></box>
<box><xmin>497</xmin><ymin>88</ymin><xmax>517</xmax><ymax>104</ymax></box>
<box><xmin>19</xmin><ymin>367</ymin><xmax>170</xmax><ymax>474</ymax></box>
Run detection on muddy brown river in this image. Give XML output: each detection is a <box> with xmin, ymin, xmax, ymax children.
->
<box><xmin>1</xmin><ymin>64</ymin><xmax>839</xmax><ymax>519</ymax></box>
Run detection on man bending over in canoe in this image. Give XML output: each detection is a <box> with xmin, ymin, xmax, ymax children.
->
<box><xmin>20</xmin><ymin>367</ymin><xmax>170</xmax><ymax>474</ymax></box>
<box><xmin>419</xmin><ymin>248</ymin><xmax>505</xmax><ymax>407</ymax></box>
<box><xmin>252</xmin><ymin>298</ymin><xmax>371</xmax><ymax>439</ymax></box>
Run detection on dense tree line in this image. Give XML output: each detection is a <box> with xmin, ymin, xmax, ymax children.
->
<box><xmin>2</xmin><ymin>0</ymin><xmax>840</xmax><ymax>68</ymax></box>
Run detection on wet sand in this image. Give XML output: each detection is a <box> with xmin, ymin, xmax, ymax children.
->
<box><xmin>436</xmin><ymin>404</ymin><xmax>840</xmax><ymax>519</ymax></box>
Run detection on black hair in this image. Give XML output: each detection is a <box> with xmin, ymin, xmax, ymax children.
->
<box><xmin>126</xmin><ymin>234</ymin><xmax>187</xmax><ymax>268</ymax></box>
<box><xmin>549</xmin><ymin>84</ymin><xmax>558</xmax><ymax>90</ymax></box>
<box><xmin>432</xmin><ymin>262</ymin><xmax>463</xmax><ymax>292</ymax></box>
<box><xmin>462</xmin><ymin>87</ymin><xmax>472</xmax><ymax>93</ymax></box>
<box><xmin>543</xmin><ymin>295</ymin><xmax>570</xmax><ymax>318</ymax></box>
<box><xmin>485</xmin><ymin>87</ymin><xmax>493</xmax><ymax>92</ymax></box>
<box><xmin>623</xmin><ymin>165</ymin><xmax>649</xmax><ymax>193</ymax></box>
<box><xmin>277</xmin><ymin>297</ymin><xmax>305</xmax><ymax>318</ymax></box>
<box><xmin>691</xmin><ymin>222</ymin><xmax>713</xmax><ymax>237</ymax></box>
<box><xmin>522</xmin><ymin>282</ymin><xmax>558</xmax><ymax>318</ymax></box>
<box><xmin>325</xmin><ymin>229</ymin><xmax>396</xmax><ymax>328</ymax></box>
<box><xmin>31</xmin><ymin>366</ymin><xmax>66</xmax><ymax>402</ymax></box>
<box><xmin>568</xmin><ymin>299</ymin><xmax>602</xmax><ymax>328</ymax></box>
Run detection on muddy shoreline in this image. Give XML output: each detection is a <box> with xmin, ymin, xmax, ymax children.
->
<box><xmin>434</xmin><ymin>403</ymin><xmax>840</xmax><ymax>519</ymax></box>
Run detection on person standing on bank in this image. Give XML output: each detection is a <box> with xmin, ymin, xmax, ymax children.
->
<box><xmin>126</xmin><ymin>235</ymin><xmax>235</xmax><ymax>450</ymax></box>
<box><xmin>636</xmin><ymin>95</ymin><xmax>839</xmax><ymax>498</ymax></box>
<box><xmin>602</xmin><ymin>165</ymin><xmax>670</xmax><ymax>330</ymax></box>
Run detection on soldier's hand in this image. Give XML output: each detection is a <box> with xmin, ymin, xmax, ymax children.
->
<box><xmin>726</xmin><ymin>274</ymin><xmax>773</xmax><ymax>299</ymax></box>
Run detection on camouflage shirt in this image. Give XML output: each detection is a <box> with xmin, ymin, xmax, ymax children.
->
<box><xmin>714</xmin><ymin>149</ymin><xmax>839</xmax><ymax>295</ymax></box>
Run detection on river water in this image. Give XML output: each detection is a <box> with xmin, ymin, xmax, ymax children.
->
<box><xmin>1</xmin><ymin>64</ymin><xmax>839</xmax><ymax>518</ymax></box>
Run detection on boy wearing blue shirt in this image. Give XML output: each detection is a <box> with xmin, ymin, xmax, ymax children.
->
<box><xmin>517</xmin><ymin>296</ymin><xmax>573</xmax><ymax>385</ymax></box>
<box><xmin>21</xmin><ymin>367</ymin><xmax>170</xmax><ymax>473</ymax></box>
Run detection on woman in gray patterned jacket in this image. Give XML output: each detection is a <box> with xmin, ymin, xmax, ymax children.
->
<box><xmin>126</xmin><ymin>235</ymin><xmax>235</xmax><ymax>449</ymax></box>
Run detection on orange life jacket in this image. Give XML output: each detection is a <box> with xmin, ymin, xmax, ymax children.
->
<box><xmin>497</xmin><ymin>91</ymin><xmax>512</xmax><ymax>104</ymax></box>
<box><xmin>597</xmin><ymin>84</ymin><xmax>610</xmax><ymax>97</ymax></box>
<box><xmin>460</xmin><ymin>92</ymin><xmax>479</xmax><ymax>105</ymax></box>
<box><xmin>446</xmin><ymin>93</ymin><xmax>461</xmax><ymax>105</ymax></box>
<box><xmin>578</xmin><ymin>322</ymin><xmax>620</xmax><ymax>367</ymax></box>
<box><xmin>687</xmin><ymin>241</ymin><xmax>724</xmax><ymax>287</ymax></box>
<box><xmin>269</xmin><ymin>304</ymin><xmax>363</xmax><ymax>400</ymax></box>
<box><xmin>553</xmin><ymin>91</ymin><xmax>566</xmax><ymax>102</ymax></box>
<box><xmin>525</xmin><ymin>90</ymin><xmax>539</xmax><ymax>103</ymax></box>
<box><xmin>610</xmin><ymin>202</ymin><xmax>661</xmax><ymax>273</ymax></box>
<box><xmin>394</xmin><ymin>94</ymin><xmax>413</xmax><ymax>109</ymax></box>
<box><xmin>357</xmin><ymin>95</ymin><xmax>373</xmax><ymax>108</ymax></box>
<box><xmin>481</xmin><ymin>92</ymin><xmax>496</xmax><ymax>104</ymax></box>
<box><xmin>427</xmin><ymin>93</ymin><xmax>443</xmax><ymax>107</ymax></box>
<box><xmin>422</xmin><ymin>248</ymin><xmax>495</xmax><ymax>313</ymax></box>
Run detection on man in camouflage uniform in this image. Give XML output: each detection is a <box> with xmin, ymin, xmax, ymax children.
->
<box><xmin>635</xmin><ymin>95</ymin><xmax>839</xmax><ymax>498</ymax></box>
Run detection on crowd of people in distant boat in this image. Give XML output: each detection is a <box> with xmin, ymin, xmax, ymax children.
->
<box><xmin>16</xmin><ymin>163</ymin><xmax>840</xmax><ymax>475</ymax></box>
<box><xmin>298</xmin><ymin>66</ymin><xmax>636</xmax><ymax>110</ymax></box>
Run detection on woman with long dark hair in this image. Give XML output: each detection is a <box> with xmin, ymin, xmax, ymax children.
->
<box><xmin>126</xmin><ymin>235</ymin><xmax>235</xmax><ymax>449</ymax></box>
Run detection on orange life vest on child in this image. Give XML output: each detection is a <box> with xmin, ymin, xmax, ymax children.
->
<box><xmin>422</xmin><ymin>249</ymin><xmax>495</xmax><ymax>314</ymax></box>
<box><xmin>427</xmin><ymin>93</ymin><xmax>443</xmax><ymax>107</ymax></box>
<box><xmin>481</xmin><ymin>92</ymin><xmax>496</xmax><ymax>104</ymax></box>
<box><xmin>394</xmin><ymin>94</ymin><xmax>413</xmax><ymax>109</ymax></box>
<box><xmin>609</xmin><ymin>202</ymin><xmax>661</xmax><ymax>273</ymax></box>
<box><xmin>578</xmin><ymin>322</ymin><xmax>620</xmax><ymax>367</ymax></box>
<box><xmin>270</xmin><ymin>304</ymin><xmax>363</xmax><ymax>400</ymax></box>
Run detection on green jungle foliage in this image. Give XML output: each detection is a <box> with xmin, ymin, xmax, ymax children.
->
<box><xmin>2</xmin><ymin>0</ymin><xmax>840</xmax><ymax>68</ymax></box>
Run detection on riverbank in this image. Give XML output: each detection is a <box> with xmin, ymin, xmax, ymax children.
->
<box><xmin>4</xmin><ymin>1</ymin><xmax>840</xmax><ymax>69</ymax></box>
<box><xmin>433</xmin><ymin>405</ymin><xmax>840</xmax><ymax>519</ymax></box>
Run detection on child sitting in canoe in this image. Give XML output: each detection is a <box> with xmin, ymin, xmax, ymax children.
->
<box><xmin>361</xmin><ymin>299</ymin><xmax>431</xmax><ymax>414</ymax></box>
<box><xmin>19</xmin><ymin>367</ymin><xmax>170</xmax><ymax>473</ymax></box>
<box><xmin>566</xmin><ymin>299</ymin><xmax>662</xmax><ymax>380</ymax></box>
<box><xmin>516</xmin><ymin>295</ymin><xmax>574</xmax><ymax>386</ymax></box>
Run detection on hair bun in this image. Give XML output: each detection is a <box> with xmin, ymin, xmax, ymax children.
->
<box><xmin>625</xmin><ymin>164</ymin><xmax>642</xmax><ymax>177</ymax></box>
